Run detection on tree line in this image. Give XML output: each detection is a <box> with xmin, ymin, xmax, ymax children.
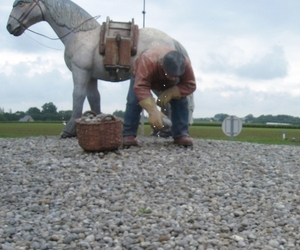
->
<box><xmin>0</xmin><ymin>102</ymin><xmax>72</xmax><ymax>122</ymax></box>
<box><xmin>0</xmin><ymin>102</ymin><xmax>126</xmax><ymax>122</ymax></box>
<box><xmin>1</xmin><ymin>103</ymin><xmax>300</xmax><ymax>124</ymax></box>
<box><xmin>208</xmin><ymin>113</ymin><xmax>300</xmax><ymax>124</ymax></box>
<box><xmin>244</xmin><ymin>114</ymin><xmax>300</xmax><ymax>124</ymax></box>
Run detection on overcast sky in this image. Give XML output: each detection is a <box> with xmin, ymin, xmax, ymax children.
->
<box><xmin>1</xmin><ymin>0</ymin><xmax>300</xmax><ymax>118</ymax></box>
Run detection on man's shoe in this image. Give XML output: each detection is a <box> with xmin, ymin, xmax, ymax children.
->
<box><xmin>123</xmin><ymin>135</ymin><xmax>138</xmax><ymax>147</ymax></box>
<box><xmin>174</xmin><ymin>136</ymin><xmax>193</xmax><ymax>146</ymax></box>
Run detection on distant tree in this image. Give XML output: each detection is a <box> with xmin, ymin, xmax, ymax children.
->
<box><xmin>251</xmin><ymin>114</ymin><xmax>300</xmax><ymax>124</ymax></box>
<box><xmin>244</xmin><ymin>114</ymin><xmax>254</xmax><ymax>123</ymax></box>
<box><xmin>214</xmin><ymin>113</ymin><xmax>229</xmax><ymax>122</ymax></box>
<box><xmin>42</xmin><ymin>102</ymin><xmax>57</xmax><ymax>114</ymax></box>
<box><xmin>58</xmin><ymin>110</ymin><xmax>72</xmax><ymax>122</ymax></box>
<box><xmin>277</xmin><ymin>115</ymin><xmax>293</xmax><ymax>123</ymax></box>
<box><xmin>1</xmin><ymin>111</ymin><xmax>25</xmax><ymax>121</ymax></box>
<box><xmin>26</xmin><ymin>107</ymin><xmax>42</xmax><ymax>121</ymax></box>
<box><xmin>15</xmin><ymin>111</ymin><xmax>25</xmax><ymax>116</ymax></box>
<box><xmin>0</xmin><ymin>114</ymin><xmax>8</xmax><ymax>121</ymax></box>
<box><xmin>113</xmin><ymin>110</ymin><xmax>125</xmax><ymax>119</ymax></box>
<box><xmin>254</xmin><ymin>114</ymin><xmax>275</xmax><ymax>124</ymax></box>
<box><xmin>27</xmin><ymin>107</ymin><xmax>41</xmax><ymax>115</ymax></box>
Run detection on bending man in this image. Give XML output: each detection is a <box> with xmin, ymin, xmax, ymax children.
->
<box><xmin>122</xmin><ymin>46</ymin><xmax>196</xmax><ymax>146</ymax></box>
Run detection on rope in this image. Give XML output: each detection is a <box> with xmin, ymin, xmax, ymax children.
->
<box><xmin>26</xmin><ymin>15</ymin><xmax>101</xmax><ymax>41</ymax></box>
<box><xmin>24</xmin><ymin>15</ymin><xmax>101</xmax><ymax>51</ymax></box>
<box><xmin>24</xmin><ymin>32</ymin><xmax>63</xmax><ymax>50</ymax></box>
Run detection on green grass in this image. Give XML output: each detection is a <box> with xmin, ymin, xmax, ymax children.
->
<box><xmin>0</xmin><ymin>122</ymin><xmax>65</xmax><ymax>138</ymax></box>
<box><xmin>138</xmin><ymin>208</ymin><xmax>152</xmax><ymax>214</ymax></box>
<box><xmin>189</xmin><ymin>126</ymin><xmax>300</xmax><ymax>145</ymax></box>
<box><xmin>139</xmin><ymin>124</ymin><xmax>300</xmax><ymax>146</ymax></box>
<box><xmin>1</xmin><ymin>122</ymin><xmax>300</xmax><ymax>146</ymax></box>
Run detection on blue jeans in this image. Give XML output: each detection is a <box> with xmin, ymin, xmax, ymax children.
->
<box><xmin>122</xmin><ymin>75</ymin><xmax>189</xmax><ymax>139</ymax></box>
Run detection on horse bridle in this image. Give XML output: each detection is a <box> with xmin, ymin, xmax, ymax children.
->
<box><xmin>9</xmin><ymin>0</ymin><xmax>101</xmax><ymax>41</ymax></box>
<box><xmin>10</xmin><ymin>0</ymin><xmax>45</xmax><ymax>30</ymax></box>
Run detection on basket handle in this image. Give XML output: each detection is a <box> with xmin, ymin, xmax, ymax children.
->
<box><xmin>81</xmin><ymin>110</ymin><xmax>97</xmax><ymax>117</ymax></box>
<box><xmin>100</xmin><ymin>114</ymin><xmax>117</xmax><ymax>122</ymax></box>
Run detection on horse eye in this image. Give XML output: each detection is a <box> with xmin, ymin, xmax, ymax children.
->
<box><xmin>18</xmin><ymin>1</ymin><xmax>25</xmax><ymax>6</ymax></box>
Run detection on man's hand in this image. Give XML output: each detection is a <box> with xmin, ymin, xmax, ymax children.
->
<box><xmin>157</xmin><ymin>86</ymin><xmax>182</xmax><ymax>108</ymax></box>
<box><xmin>148</xmin><ymin>111</ymin><xmax>167</xmax><ymax>130</ymax></box>
<box><xmin>139</xmin><ymin>97</ymin><xmax>167</xmax><ymax>130</ymax></box>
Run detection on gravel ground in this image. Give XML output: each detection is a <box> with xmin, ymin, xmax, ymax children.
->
<box><xmin>0</xmin><ymin>136</ymin><xmax>300</xmax><ymax>250</ymax></box>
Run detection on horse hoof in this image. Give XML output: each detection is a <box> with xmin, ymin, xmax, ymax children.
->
<box><xmin>60</xmin><ymin>131</ymin><xmax>76</xmax><ymax>138</ymax></box>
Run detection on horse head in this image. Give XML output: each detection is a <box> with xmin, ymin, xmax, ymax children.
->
<box><xmin>7</xmin><ymin>0</ymin><xmax>45</xmax><ymax>36</ymax></box>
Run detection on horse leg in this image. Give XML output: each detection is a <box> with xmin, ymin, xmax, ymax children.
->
<box><xmin>187</xmin><ymin>94</ymin><xmax>195</xmax><ymax>125</ymax></box>
<box><xmin>61</xmin><ymin>68</ymin><xmax>90</xmax><ymax>138</ymax></box>
<box><xmin>86</xmin><ymin>78</ymin><xmax>101</xmax><ymax>114</ymax></box>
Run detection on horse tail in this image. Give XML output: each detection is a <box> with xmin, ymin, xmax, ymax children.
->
<box><xmin>172</xmin><ymin>39</ymin><xmax>189</xmax><ymax>58</ymax></box>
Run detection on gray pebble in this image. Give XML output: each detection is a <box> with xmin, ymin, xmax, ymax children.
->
<box><xmin>1</xmin><ymin>136</ymin><xmax>300</xmax><ymax>249</ymax></box>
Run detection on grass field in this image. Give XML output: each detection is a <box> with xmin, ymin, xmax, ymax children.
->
<box><xmin>1</xmin><ymin>122</ymin><xmax>300</xmax><ymax>146</ymax></box>
<box><xmin>0</xmin><ymin>123</ymin><xmax>65</xmax><ymax>138</ymax></box>
<box><xmin>140</xmin><ymin>123</ymin><xmax>300</xmax><ymax>145</ymax></box>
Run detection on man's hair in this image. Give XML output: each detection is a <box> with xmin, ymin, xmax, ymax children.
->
<box><xmin>162</xmin><ymin>51</ymin><xmax>186</xmax><ymax>77</ymax></box>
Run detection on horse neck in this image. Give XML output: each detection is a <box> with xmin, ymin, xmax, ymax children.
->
<box><xmin>40</xmin><ymin>0</ymin><xmax>99</xmax><ymax>45</ymax></box>
<box><xmin>44</xmin><ymin>13</ymin><xmax>75</xmax><ymax>45</ymax></box>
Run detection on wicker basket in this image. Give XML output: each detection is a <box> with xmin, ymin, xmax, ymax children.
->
<box><xmin>76</xmin><ymin>111</ymin><xmax>122</xmax><ymax>152</ymax></box>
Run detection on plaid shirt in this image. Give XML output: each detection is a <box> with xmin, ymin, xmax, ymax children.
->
<box><xmin>133</xmin><ymin>46</ymin><xmax>196</xmax><ymax>101</ymax></box>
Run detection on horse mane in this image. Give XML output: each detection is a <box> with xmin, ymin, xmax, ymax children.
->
<box><xmin>41</xmin><ymin>0</ymin><xmax>99</xmax><ymax>31</ymax></box>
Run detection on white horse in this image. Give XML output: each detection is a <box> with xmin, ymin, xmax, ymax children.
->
<box><xmin>7</xmin><ymin>0</ymin><xmax>194</xmax><ymax>137</ymax></box>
